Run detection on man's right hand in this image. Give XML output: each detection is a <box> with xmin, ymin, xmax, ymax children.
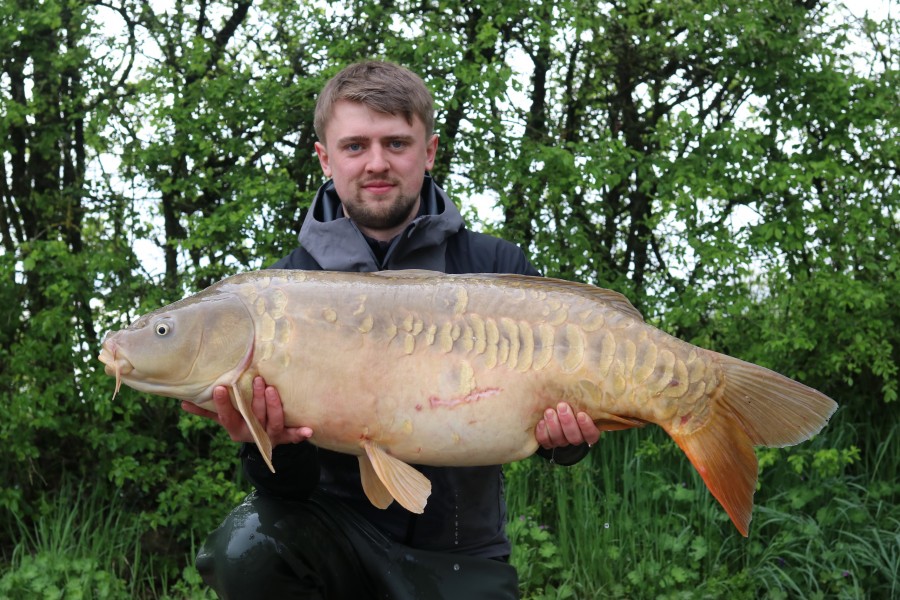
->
<box><xmin>181</xmin><ymin>376</ymin><xmax>313</xmax><ymax>447</ymax></box>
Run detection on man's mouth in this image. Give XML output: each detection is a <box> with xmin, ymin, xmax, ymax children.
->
<box><xmin>362</xmin><ymin>180</ymin><xmax>396</xmax><ymax>194</ymax></box>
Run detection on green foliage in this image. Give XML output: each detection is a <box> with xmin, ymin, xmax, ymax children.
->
<box><xmin>508</xmin><ymin>511</ymin><xmax>576</xmax><ymax>600</ymax></box>
<box><xmin>0</xmin><ymin>554</ymin><xmax>129</xmax><ymax>600</ymax></box>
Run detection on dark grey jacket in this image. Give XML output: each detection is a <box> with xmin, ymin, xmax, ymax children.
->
<box><xmin>241</xmin><ymin>175</ymin><xmax>587</xmax><ymax>559</ymax></box>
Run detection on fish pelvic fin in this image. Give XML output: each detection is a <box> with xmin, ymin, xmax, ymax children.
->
<box><xmin>361</xmin><ymin>441</ymin><xmax>431</xmax><ymax>514</ymax></box>
<box><xmin>358</xmin><ymin>455</ymin><xmax>395</xmax><ymax>509</ymax></box>
<box><xmin>231</xmin><ymin>380</ymin><xmax>275</xmax><ymax>473</ymax></box>
<box><xmin>669</xmin><ymin>352</ymin><xmax>838</xmax><ymax>536</ymax></box>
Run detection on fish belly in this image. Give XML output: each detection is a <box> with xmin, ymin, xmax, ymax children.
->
<box><xmin>258</xmin><ymin>317</ymin><xmax>550</xmax><ymax>465</ymax></box>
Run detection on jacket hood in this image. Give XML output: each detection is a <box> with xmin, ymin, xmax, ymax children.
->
<box><xmin>297</xmin><ymin>174</ymin><xmax>464</xmax><ymax>272</ymax></box>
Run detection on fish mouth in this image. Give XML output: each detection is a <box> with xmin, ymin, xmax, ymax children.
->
<box><xmin>98</xmin><ymin>339</ymin><xmax>133</xmax><ymax>400</ymax></box>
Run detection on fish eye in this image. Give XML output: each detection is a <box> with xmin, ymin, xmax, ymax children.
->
<box><xmin>155</xmin><ymin>320</ymin><xmax>173</xmax><ymax>336</ymax></box>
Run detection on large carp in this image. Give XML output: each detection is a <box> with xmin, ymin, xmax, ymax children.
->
<box><xmin>98</xmin><ymin>269</ymin><xmax>837</xmax><ymax>536</ymax></box>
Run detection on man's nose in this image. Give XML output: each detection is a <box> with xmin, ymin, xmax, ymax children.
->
<box><xmin>365</xmin><ymin>147</ymin><xmax>389</xmax><ymax>172</ymax></box>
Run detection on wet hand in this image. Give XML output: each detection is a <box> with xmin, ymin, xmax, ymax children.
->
<box><xmin>535</xmin><ymin>402</ymin><xmax>601</xmax><ymax>449</ymax></box>
<box><xmin>180</xmin><ymin>376</ymin><xmax>313</xmax><ymax>446</ymax></box>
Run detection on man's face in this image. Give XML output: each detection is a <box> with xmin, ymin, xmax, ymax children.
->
<box><xmin>315</xmin><ymin>100</ymin><xmax>439</xmax><ymax>241</ymax></box>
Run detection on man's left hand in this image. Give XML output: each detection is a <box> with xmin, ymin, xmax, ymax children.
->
<box><xmin>535</xmin><ymin>402</ymin><xmax>601</xmax><ymax>449</ymax></box>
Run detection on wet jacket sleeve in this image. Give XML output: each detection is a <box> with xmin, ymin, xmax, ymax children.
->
<box><xmin>240</xmin><ymin>441</ymin><xmax>320</xmax><ymax>500</ymax></box>
<box><xmin>535</xmin><ymin>444</ymin><xmax>590</xmax><ymax>466</ymax></box>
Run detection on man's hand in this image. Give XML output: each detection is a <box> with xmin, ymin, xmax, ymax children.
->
<box><xmin>181</xmin><ymin>376</ymin><xmax>313</xmax><ymax>446</ymax></box>
<box><xmin>535</xmin><ymin>402</ymin><xmax>601</xmax><ymax>449</ymax></box>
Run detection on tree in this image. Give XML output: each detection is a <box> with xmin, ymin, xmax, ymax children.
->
<box><xmin>429</xmin><ymin>0</ymin><xmax>900</xmax><ymax>419</ymax></box>
<box><xmin>0</xmin><ymin>0</ymin><xmax>135</xmax><ymax>519</ymax></box>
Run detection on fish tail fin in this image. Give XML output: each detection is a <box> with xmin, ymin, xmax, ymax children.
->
<box><xmin>668</xmin><ymin>353</ymin><xmax>837</xmax><ymax>536</ymax></box>
<box><xmin>714</xmin><ymin>354</ymin><xmax>838</xmax><ymax>448</ymax></box>
<box><xmin>669</xmin><ymin>408</ymin><xmax>758</xmax><ymax>536</ymax></box>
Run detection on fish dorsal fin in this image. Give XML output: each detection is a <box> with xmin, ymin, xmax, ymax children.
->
<box><xmin>231</xmin><ymin>376</ymin><xmax>275</xmax><ymax>473</ymax></box>
<box><xmin>361</xmin><ymin>441</ymin><xmax>431</xmax><ymax>514</ymax></box>
<box><xmin>480</xmin><ymin>274</ymin><xmax>645</xmax><ymax>322</ymax></box>
<box><xmin>368</xmin><ymin>269</ymin><xmax>441</xmax><ymax>279</ymax></box>
<box><xmin>368</xmin><ymin>271</ymin><xmax>644</xmax><ymax>322</ymax></box>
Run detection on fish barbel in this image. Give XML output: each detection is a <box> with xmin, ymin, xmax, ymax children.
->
<box><xmin>98</xmin><ymin>269</ymin><xmax>837</xmax><ymax>535</ymax></box>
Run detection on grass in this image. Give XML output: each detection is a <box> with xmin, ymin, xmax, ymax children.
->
<box><xmin>0</xmin><ymin>478</ymin><xmax>212</xmax><ymax>600</ymax></box>
<box><xmin>1</xmin><ymin>480</ymin><xmax>138</xmax><ymax>598</ymax></box>
<box><xmin>506</xmin><ymin>416</ymin><xmax>900</xmax><ymax>599</ymax></box>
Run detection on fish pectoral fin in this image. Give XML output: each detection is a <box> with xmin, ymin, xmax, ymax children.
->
<box><xmin>231</xmin><ymin>382</ymin><xmax>275</xmax><ymax>474</ymax></box>
<box><xmin>361</xmin><ymin>441</ymin><xmax>431</xmax><ymax>514</ymax></box>
<box><xmin>358</xmin><ymin>455</ymin><xmax>395</xmax><ymax>509</ymax></box>
<box><xmin>592</xmin><ymin>412</ymin><xmax>648</xmax><ymax>432</ymax></box>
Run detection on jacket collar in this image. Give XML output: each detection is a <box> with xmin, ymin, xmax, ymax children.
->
<box><xmin>297</xmin><ymin>174</ymin><xmax>464</xmax><ymax>272</ymax></box>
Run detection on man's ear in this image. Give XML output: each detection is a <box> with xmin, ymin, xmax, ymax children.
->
<box><xmin>425</xmin><ymin>134</ymin><xmax>438</xmax><ymax>171</ymax></box>
<box><xmin>314</xmin><ymin>141</ymin><xmax>332</xmax><ymax>178</ymax></box>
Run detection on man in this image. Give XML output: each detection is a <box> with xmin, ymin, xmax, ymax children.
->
<box><xmin>185</xmin><ymin>60</ymin><xmax>601</xmax><ymax>599</ymax></box>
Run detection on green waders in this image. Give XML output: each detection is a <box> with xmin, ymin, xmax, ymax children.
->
<box><xmin>196</xmin><ymin>490</ymin><xmax>520</xmax><ymax>599</ymax></box>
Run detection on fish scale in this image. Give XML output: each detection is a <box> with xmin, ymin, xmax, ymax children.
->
<box><xmin>99</xmin><ymin>269</ymin><xmax>837</xmax><ymax>536</ymax></box>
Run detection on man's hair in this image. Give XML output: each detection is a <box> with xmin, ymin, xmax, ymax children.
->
<box><xmin>314</xmin><ymin>60</ymin><xmax>435</xmax><ymax>143</ymax></box>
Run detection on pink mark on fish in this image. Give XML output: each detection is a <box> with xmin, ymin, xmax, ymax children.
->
<box><xmin>429</xmin><ymin>388</ymin><xmax>501</xmax><ymax>409</ymax></box>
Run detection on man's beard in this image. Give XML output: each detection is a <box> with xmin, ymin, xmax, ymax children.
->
<box><xmin>342</xmin><ymin>190</ymin><xmax>420</xmax><ymax>233</ymax></box>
